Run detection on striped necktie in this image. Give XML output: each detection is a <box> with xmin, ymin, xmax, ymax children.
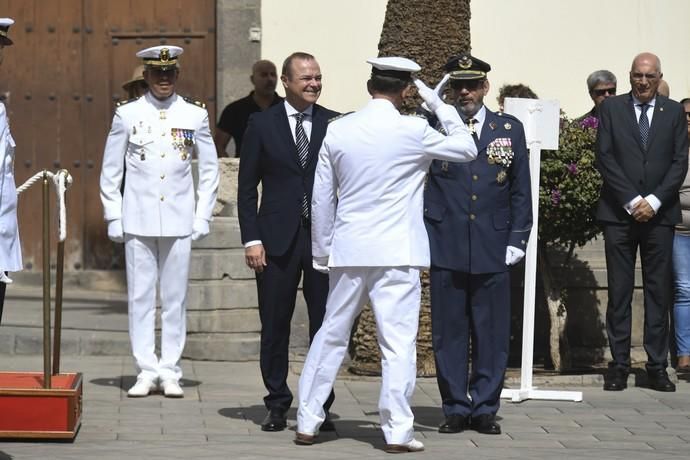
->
<box><xmin>294</xmin><ymin>112</ymin><xmax>310</xmax><ymax>219</ymax></box>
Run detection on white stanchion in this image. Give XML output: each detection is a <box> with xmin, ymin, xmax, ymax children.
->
<box><xmin>500</xmin><ymin>98</ymin><xmax>582</xmax><ymax>403</ymax></box>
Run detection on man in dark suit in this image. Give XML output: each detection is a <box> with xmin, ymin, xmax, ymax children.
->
<box><xmin>424</xmin><ymin>54</ymin><xmax>532</xmax><ymax>435</ymax></box>
<box><xmin>238</xmin><ymin>52</ymin><xmax>337</xmax><ymax>431</ymax></box>
<box><xmin>596</xmin><ymin>52</ymin><xmax>688</xmax><ymax>392</ymax></box>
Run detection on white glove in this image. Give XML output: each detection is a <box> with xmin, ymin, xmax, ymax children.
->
<box><xmin>107</xmin><ymin>219</ymin><xmax>124</xmax><ymax>243</ymax></box>
<box><xmin>312</xmin><ymin>256</ymin><xmax>329</xmax><ymax>274</ymax></box>
<box><xmin>192</xmin><ymin>218</ymin><xmax>210</xmax><ymax>241</ymax></box>
<box><xmin>505</xmin><ymin>246</ymin><xmax>526</xmax><ymax>266</ymax></box>
<box><xmin>416</xmin><ymin>74</ymin><xmax>450</xmax><ymax>112</ymax></box>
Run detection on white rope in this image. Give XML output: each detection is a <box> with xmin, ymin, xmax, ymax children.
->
<box><xmin>16</xmin><ymin>169</ymin><xmax>73</xmax><ymax>242</ymax></box>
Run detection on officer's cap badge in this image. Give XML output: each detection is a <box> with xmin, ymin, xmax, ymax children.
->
<box><xmin>458</xmin><ymin>55</ymin><xmax>472</xmax><ymax>70</ymax></box>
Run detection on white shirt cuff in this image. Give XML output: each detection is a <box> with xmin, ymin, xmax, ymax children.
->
<box><xmin>244</xmin><ymin>240</ymin><xmax>262</xmax><ymax>248</ymax></box>
<box><xmin>624</xmin><ymin>195</ymin><xmax>643</xmax><ymax>215</ymax></box>
<box><xmin>644</xmin><ymin>194</ymin><xmax>661</xmax><ymax>213</ymax></box>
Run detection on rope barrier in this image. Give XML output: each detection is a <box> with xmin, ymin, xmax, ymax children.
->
<box><xmin>16</xmin><ymin>169</ymin><xmax>73</xmax><ymax>242</ymax></box>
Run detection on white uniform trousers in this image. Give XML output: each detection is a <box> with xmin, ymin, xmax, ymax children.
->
<box><xmin>125</xmin><ymin>234</ymin><xmax>191</xmax><ymax>382</ymax></box>
<box><xmin>297</xmin><ymin>266</ymin><xmax>420</xmax><ymax>444</ymax></box>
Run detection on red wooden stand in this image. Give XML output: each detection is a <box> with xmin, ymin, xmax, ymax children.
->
<box><xmin>0</xmin><ymin>372</ymin><xmax>82</xmax><ymax>439</ymax></box>
<box><xmin>0</xmin><ymin>171</ymin><xmax>80</xmax><ymax>440</ymax></box>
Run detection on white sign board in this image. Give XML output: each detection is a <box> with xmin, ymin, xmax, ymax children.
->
<box><xmin>503</xmin><ymin>98</ymin><xmax>560</xmax><ymax>150</ymax></box>
<box><xmin>499</xmin><ymin>98</ymin><xmax>582</xmax><ymax>403</ymax></box>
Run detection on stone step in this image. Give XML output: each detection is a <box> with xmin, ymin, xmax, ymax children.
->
<box><xmin>192</xmin><ymin>216</ymin><xmax>243</xmax><ymax>249</ymax></box>
<box><xmin>186</xmin><ymin>308</ymin><xmax>260</xmax><ymax>334</ymax></box>
<box><xmin>184</xmin><ymin>332</ymin><xmax>260</xmax><ymax>361</ymax></box>
<box><xmin>187</xmin><ymin>279</ymin><xmax>258</xmax><ymax>310</ymax></box>
<box><xmin>0</xmin><ymin>326</ymin><xmax>263</xmax><ymax>361</ymax></box>
<box><xmin>189</xmin><ymin>248</ymin><xmax>254</xmax><ymax>280</ymax></box>
<box><xmin>10</xmin><ymin>269</ymin><xmax>126</xmax><ymax>292</ymax></box>
<box><xmin>0</xmin><ymin>326</ymin><xmax>131</xmax><ymax>357</ymax></box>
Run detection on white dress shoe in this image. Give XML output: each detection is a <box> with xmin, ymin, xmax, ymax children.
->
<box><xmin>385</xmin><ymin>438</ymin><xmax>425</xmax><ymax>453</ymax></box>
<box><xmin>127</xmin><ymin>378</ymin><xmax>158</xmax><ymax>397</ymax></box>
<box><xmin>0</xmin><ymin>272</ymin><xmax>13</xmax><ymax>284</ymax></box>
<box><xmin>161</xmin><ymin>379</ymin><xmax>184</xmax><ymax>398</ymax></box>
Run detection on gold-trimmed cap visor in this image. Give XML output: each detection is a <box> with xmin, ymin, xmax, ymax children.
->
<box><xmin>136</xmin><ymin>45</ymin><xmax>184</xmax><ymax>69</ymax></box>
<box><xmin>445</xmin><ymin>53</ymin><xmax>491</xmax><ymax>80</ymax></box>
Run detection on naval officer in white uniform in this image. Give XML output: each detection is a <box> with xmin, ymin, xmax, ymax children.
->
<box><xmin>0</xmin><ymin>17</ymin><xmax>20</xmax><ymax>323</ymax></box>
<box><xmin>100</xmin><ymin>45</ymin><xmax>219</xmax><ymax>397</ymax></box>
<box><xmin>295</xmin><ymin>57</ymin><xmax>477</xmax><ymax>453</ymax></box>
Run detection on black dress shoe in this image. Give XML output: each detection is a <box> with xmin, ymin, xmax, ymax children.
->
<box><xmin>320</xmin><ymin>414</ymin><xmax>335</xmax><ymax>432</ymax></box>
<box><xmin>261</xmin><ymin>409</ymin><xmax>287</xmax><ymax>432</ymax></box>
<box><xmin>647</xmin><ymin>369</ymin><xmax>676</xmax><ymax>392</ymax></box>
<box><xmin>603</xmin><ymin>367</ymin><xmax>628</xmax><ymax>391</ymax></box>
<box><xmin>470</xmin><ymin>414</ymin><xmax>501</xmax><ymax>435</ymax></box>
<box><xmin>438</xmin><ymin>414</ymin><xmax>470</xmax><ymax>433</ymax></box>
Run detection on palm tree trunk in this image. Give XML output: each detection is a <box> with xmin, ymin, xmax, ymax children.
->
<box><xmin>349</xmin><ymin>0</ymin><xmax>471</xmax><ymax>377</ymax></box>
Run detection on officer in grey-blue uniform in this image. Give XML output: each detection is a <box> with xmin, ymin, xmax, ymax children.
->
<box><xmin>100</xmin><ymin>45</ymin><xmax>219</xmax><ymax>398</ymax></box>
<box><xmin>424</xmin><ymin>54</ymin><xmax>532</xmax><ymax>435</ymax></box>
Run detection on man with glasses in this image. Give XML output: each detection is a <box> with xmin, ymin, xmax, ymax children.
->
<box><xmin>423</xmin><ymin>54</ymin><xmax>532</xmax><ymax>435</ymax></box>
<box><xmin>596</xmin><ymin>52</ymin><xmax>688</xmax><ymax>393</ymax></box>
<box><xmin>577</xmin><ymin>69</ymin><xmax>617</xmax><ymax>122</ymax></box>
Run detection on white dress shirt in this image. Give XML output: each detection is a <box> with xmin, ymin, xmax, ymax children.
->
<box><xmin>624</xmin><ymin>95</ymin><xmax>660</xmax><ymax>215</ymax></box>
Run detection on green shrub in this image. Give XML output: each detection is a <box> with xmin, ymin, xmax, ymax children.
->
<box><xmin>538</xmin><ymin>116</ymin><xmax>602</xmax><ymax>248</ymax></box>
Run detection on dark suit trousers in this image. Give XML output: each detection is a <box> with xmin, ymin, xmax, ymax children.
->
<box><xmin>430</xmin><ymin>268</ymin><xmax>511</xmax><ymax>417</ymax></box>
<box><xmin>256</xmin><ymin>222</ymin><xmax>333</xmax><ymax>412</ymax></box>
<box><xmin>603</xmin><ymin>222</ymin><xmax>673</xmax><ymax>371</ymax></box>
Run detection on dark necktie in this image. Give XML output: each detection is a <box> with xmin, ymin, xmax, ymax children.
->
<box><xmin>638</xmin><ymin>103</ymin><xmax>649</xmax><ymax>148</ymax></box>
<box><xmin>294</xmin><ymin>113</ymin><xmax>310</xmax><ymax>219</ymax></box>
<box><xmin>465</xmin><ymin>117</ymin><xmax>479</xmax><ymax>141</ymax></box>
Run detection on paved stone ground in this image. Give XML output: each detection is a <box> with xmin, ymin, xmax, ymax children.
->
<box><xmin>1</xmin><ymin>354</ymin><xmax>690</xmax><ymax>459</ymax></box>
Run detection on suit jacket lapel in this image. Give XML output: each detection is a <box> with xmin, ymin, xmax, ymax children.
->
<box><xmin>626</xmin><ymin>92</ymin><xmax>646</xmax><ymax>152</ymax></box>
<box><xmin>646</xmin><ymin>96</ymin><xmax>665</xmax><ymax>148</ymax></box>
<box><xmin>274</xmin><ymin>105</ymin><xmax>301</xmax><ymax>170</ymax></box>
<box><xmin>307</xmin><ymin>105</ymin><xmax>327</xmax><ymax>168</ymax></box>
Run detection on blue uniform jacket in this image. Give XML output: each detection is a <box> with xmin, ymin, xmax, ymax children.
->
<box><xmin>424</xmin><ymin>108</ymin><xmax>532</xmax><ymax>274</ymax></box>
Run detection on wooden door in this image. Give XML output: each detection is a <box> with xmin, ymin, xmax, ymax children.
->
<box><xmin>0</xmin><ymin>0</ymin><xmax>216</xmax><ymax>271</ymax></box>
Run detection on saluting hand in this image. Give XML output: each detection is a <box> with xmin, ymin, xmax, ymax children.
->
<box><xmin>245</xmin><ymin>244</ymin><xmax>267</xmax><ymax>273</ymax></box>
<box><xmin>416</xmin><ymin>74</ymin><xmax>450</xmax><ymax>113</ymax></box>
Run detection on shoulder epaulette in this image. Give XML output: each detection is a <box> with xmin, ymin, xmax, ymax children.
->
<box><xmin>496</xmin><ymin>111</ymin><xmax>520</xmax><ymax>123</ymax></box>
<box><xmin>116</xmin><ymin>97</ymin><xmax>138</xmax><ymax>107</ymax></box>
<box><xmin>182</xmin><ymin>96</ymin><xmax>206</xmax><ymax>109</ymax></box>
<box><xmin>329</xmin><ymin>112</ymin><xmax>354</xmax><ymax>123</ymax></box>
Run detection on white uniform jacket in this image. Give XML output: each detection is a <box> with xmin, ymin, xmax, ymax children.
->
<box><xmin>312</xmin><ymin>98</ymin><xmax>477</xmax><ymax>268</ymax></box>
<box><xmin>0</xmin><ymin>102</ymin><xmax>22</xmax><ymax>271</ymax></box>
<box><xmin>100</xmin><ymin>92</ymin><xmax>219</xmax><ymax>236</ymax></box>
